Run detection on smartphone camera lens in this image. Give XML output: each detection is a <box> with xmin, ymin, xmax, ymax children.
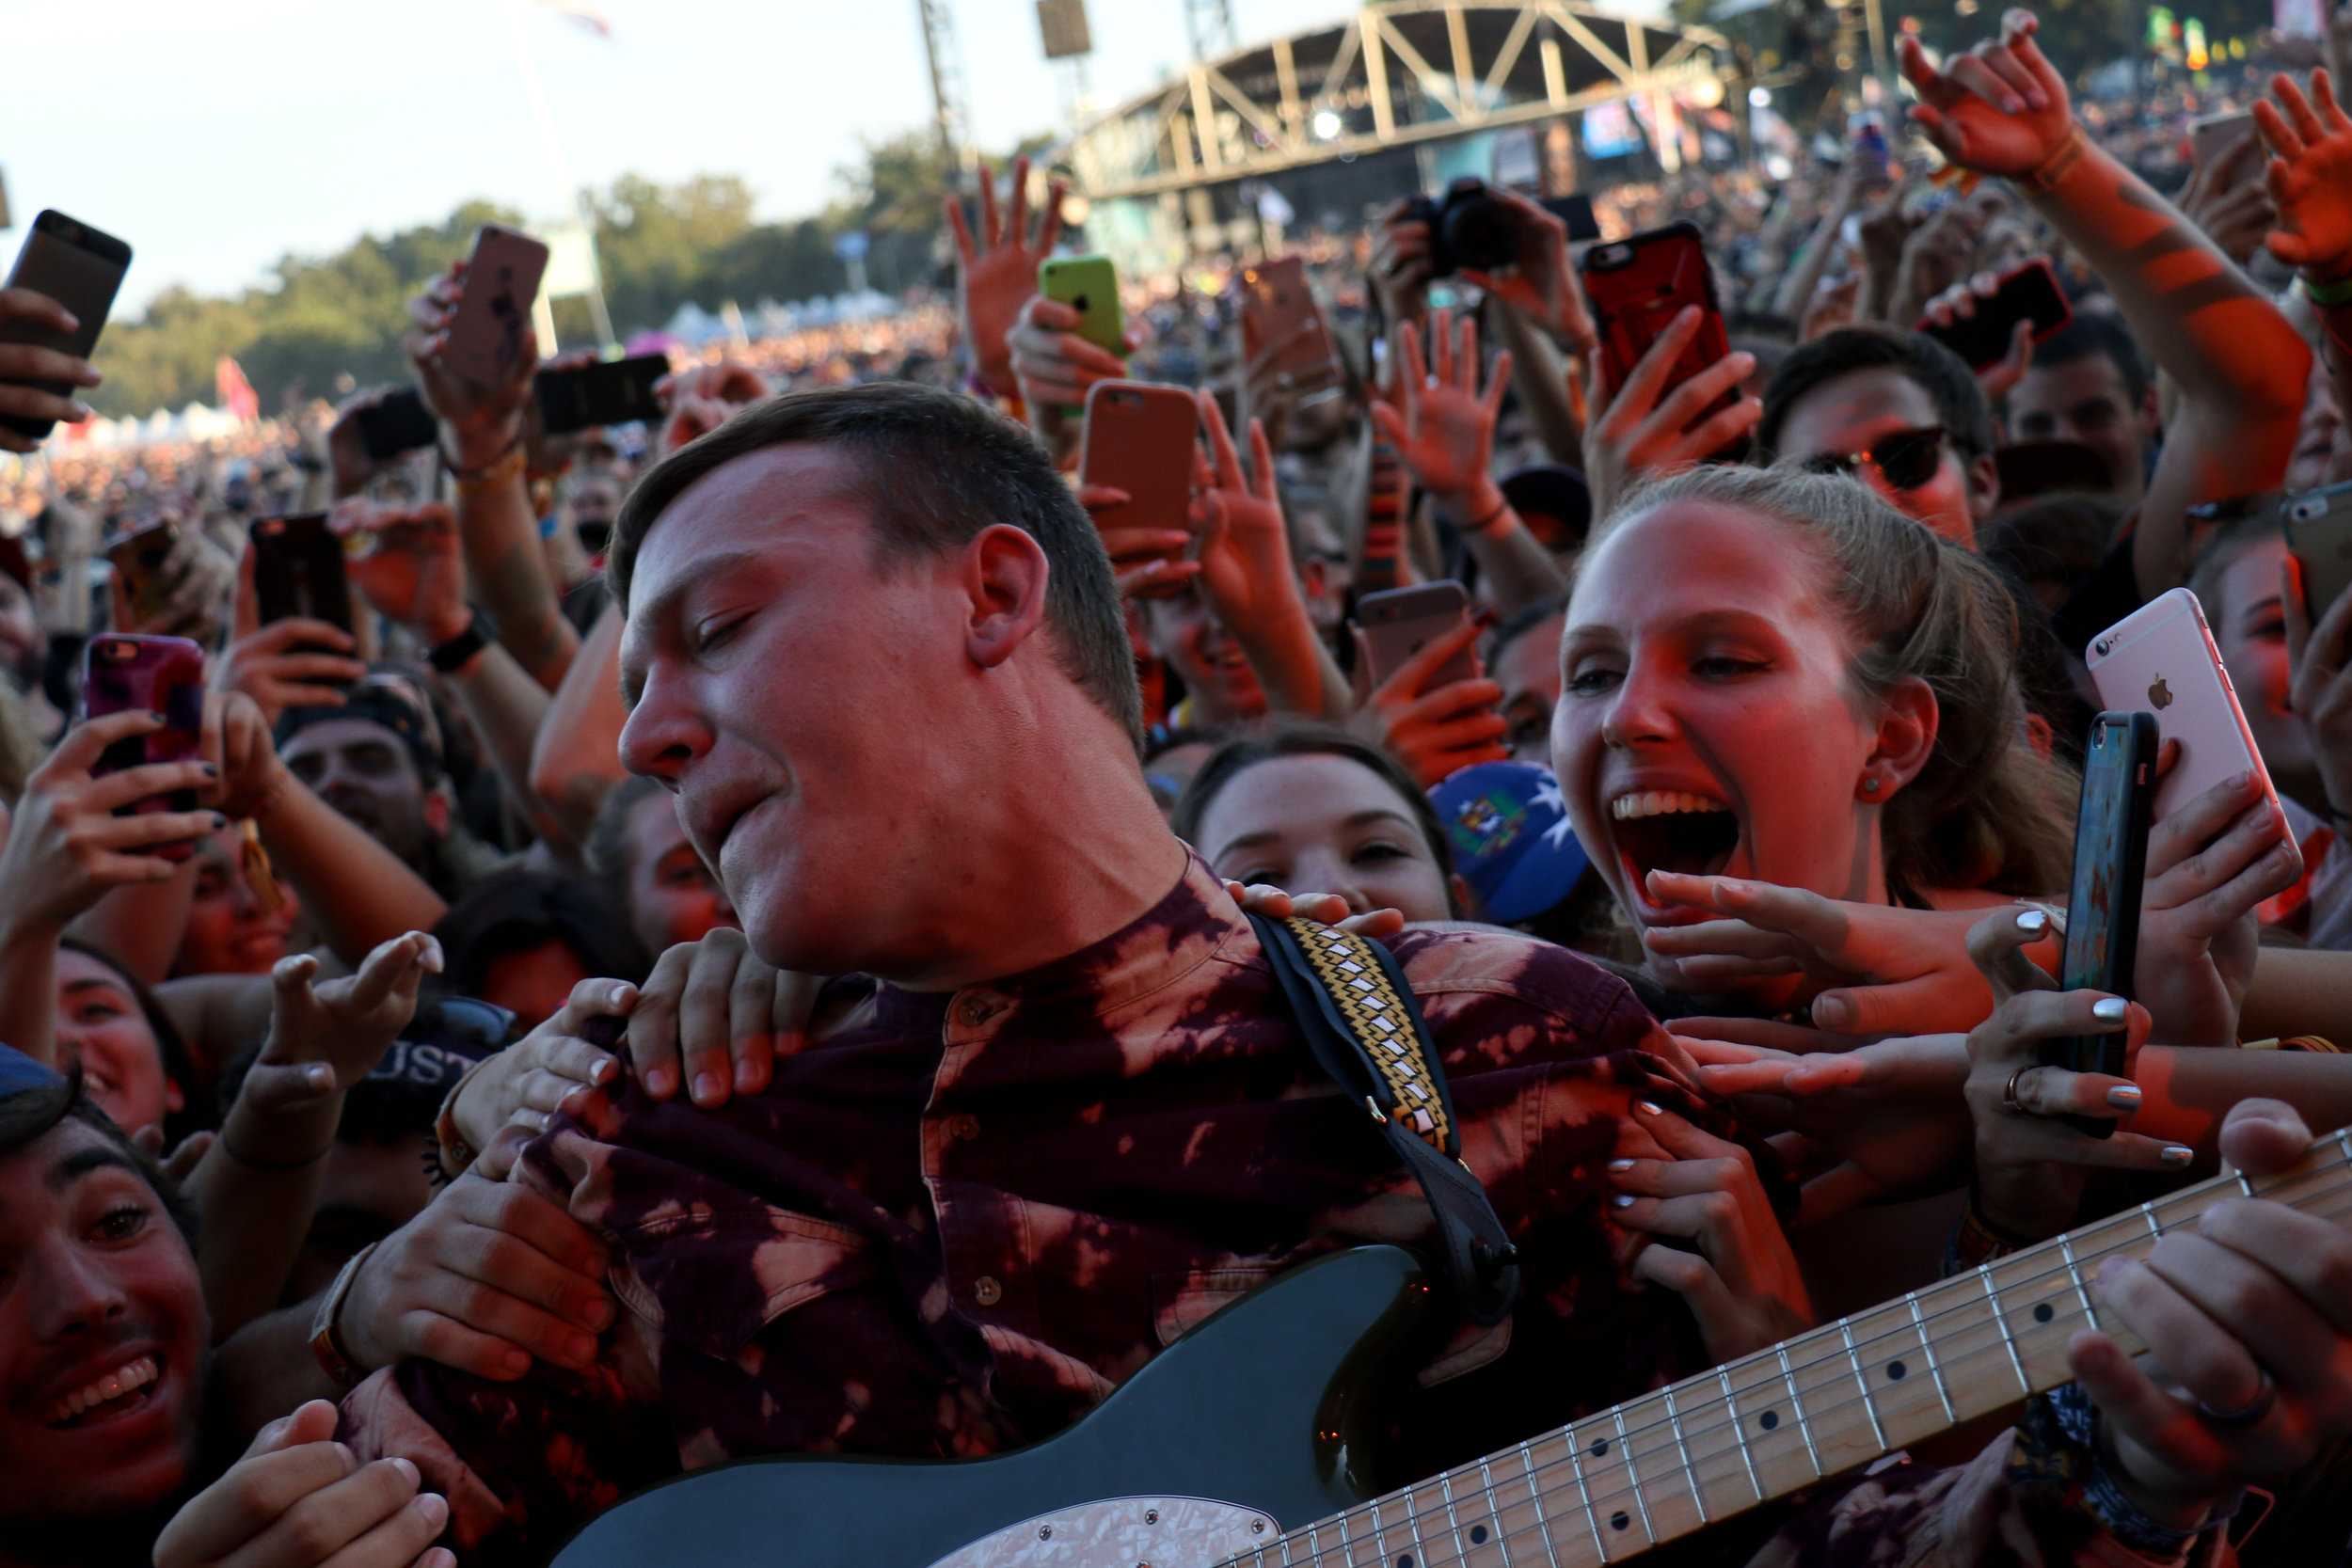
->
<box><xmin>2093</xmin><ymin>636</ymin><xmax>2114</xmax><ymax>657</ymax></box>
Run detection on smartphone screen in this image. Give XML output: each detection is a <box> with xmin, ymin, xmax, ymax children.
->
<box><xmin>2043</xmin><ymin>711</ymin><xmax>2157</xmax><ymax>1135</ymax></box>
<box><xmin>535</xmin><ymin>354</ymin><xmax>669</xmax><ymax>436</ymax></box>
<box><xmin>1</xmin><ymin>211</ymin><xmax>132</xmax><ymax>440</ymax></box>
<box><xmin>249</xmin><ymin>514</ymin><xmax>354</xmax><ymax>634</ymax></box>
<box><xmin>1918</xmin><ymin>258</ymin><xmax>2073</xmax><ymax>371</ymax></box>
<box><xmin>81</xmin><ymin>634</ymin><xmax>206</xmax><ymax>818</ymax></box>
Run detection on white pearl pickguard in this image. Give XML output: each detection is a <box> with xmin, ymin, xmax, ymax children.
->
<box><xmin>927</xmin><ymin>1495</ymin><xmax>1278</xmax><ymax>1568</ymax></box>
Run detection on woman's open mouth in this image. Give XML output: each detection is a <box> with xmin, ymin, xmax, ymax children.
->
<box><xmin>1609</xmin><ymin>789</ymin><xmax>1741</xmax><ymax>899</ymax></box>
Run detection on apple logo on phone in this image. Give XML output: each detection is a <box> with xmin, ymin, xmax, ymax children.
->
<box><xmin>2148</xmin><ymin>676</ymin><xmax>2174</xmax><ymax>710</ymax></box>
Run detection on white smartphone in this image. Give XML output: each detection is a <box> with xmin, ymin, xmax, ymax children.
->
<box><xmin>443</xmin><ymin>225</ymin><xmax>549</xmax><ymax>387</ymax></box>
<box><xmin>2189</xmin><ymin>111</ymin><xmax>2256</xmax><ymax>168</ymax></box>
<box><xmin>2085</xmin><ymin>587</ymin><xmax>2280</xmax><ymax>824</ymax></box>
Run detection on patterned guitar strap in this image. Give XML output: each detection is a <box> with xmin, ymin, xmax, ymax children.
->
<box><xmin>1247</xmin><ymin>914</ymin><xmax>1523</xmax><ymax>1327</ymax></box>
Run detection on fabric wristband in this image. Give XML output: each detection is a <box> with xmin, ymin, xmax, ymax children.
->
<box><xmin>426</xmin><ymin>612</ymin><xmax>492</xmax><ymax>674</ymax></box>
<box><xmin>310</xmin><ymin>1241</ymin><xmax>378</xmax><ymax>1390</ymax></box>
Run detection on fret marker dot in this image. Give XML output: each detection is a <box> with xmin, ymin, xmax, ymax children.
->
<box><xmin>1396</xmin><ymin>1557</ymin><xmax>1412</xmax><ymax>1568</ymax></box>
<box><xmin>1759</xmin><ymin>1409</ymin><xmax>1778</xmax><ymax>1431</ymax></box>
<box><xmin>2033</xmin><ymin>1303</ymin><xmax>2055</xmax><ymax>1323</ymax></box>
<box><xmin>1887</xmin><ymin>1360</ymin><xmax>1907</xmax><ymax>1382</ymax></box>
<box><xmin>1470</xmin><ymin>1526</ymin><xmax>1488</xmax><ymax>1544</ymax></box>
<box><xmin>1611</xmin><ymin>1511</ymin><xmax>1630</xmax><ymax>1532</ymax></box>
<box><xmin>1591</xmin><ymin>1438</ymin><xmax>1609</xmax><ymax>1456</ymax></box>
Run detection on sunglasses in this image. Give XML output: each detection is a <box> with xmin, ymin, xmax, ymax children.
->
<box><xmin>1800</xmin><ymin>425</ymin><xmax>1953</xmax><ymax>492</ymax></box>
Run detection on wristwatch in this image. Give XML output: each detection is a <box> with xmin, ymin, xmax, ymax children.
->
<box><xmin>310</xmin><ymin>1241</ymin><xmax>378</xmax><ymax>1389</ymax></box>
<box><xmin>426</xmin><ymin>611</ymin><xmax>492</xmax><ymax>674</ymax></box>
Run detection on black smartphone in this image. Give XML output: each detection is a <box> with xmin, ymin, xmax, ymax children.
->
<box><xmin>1</xmin><ymin>211</ymin><xmax>132</xmax><ymax>440</ymax></box>
<box><xmin>356</xmin><ymin>388</ymin><xmax>438</xmax><ymax>463</ymax></box>
<box><xmin>1918</xmin><ymin>257</ymin><xmax>2073</xmax><ymax>372</ymax></box>
<box><xmin>1539</xmin><ymin>193</ymin><xmax>1601</xmax><ymax>243</ymax></box>
<box><xmin>249</xmin><ymin>514</ymin><xmax>354</xmax><ymax>634</ymax></box>
<box><xmin>534</xmin><ymin>354</ymin><xmax>668</xmax><ymax>436</ymax></box>
<box><xmin>2043</xmin><ymin>710</ymin><xmax>2158</xmax><ymax>1137</ymax></box>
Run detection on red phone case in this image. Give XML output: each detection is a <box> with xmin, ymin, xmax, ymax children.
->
<box><xmin>1580</xmin><ymin>222</ymin><xmax>1736</xmax><ymax>432</ymax></box>
<box><xmin>81</xmin><ymin>634</ymin><xmax>205</xmax><ymax>820</ymax></box>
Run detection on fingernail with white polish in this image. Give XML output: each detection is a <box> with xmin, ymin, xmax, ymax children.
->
<box><xmin>2091</xmin><ymin>997</ymin><xmax>2129</xmax><ymax>1022</ymax></box>
<box><xmin>2106</xmin><ymin>1085</ymin><xmax>2142</xmax><ymax>1109</ymax></box>
<box><xmin>1612</xmin><ymin>1193</ymin><xmax>1636</xmax><ymax>1209</ymax></box>
<box><xmin>2016</xmin><ymin>908</ymin><xmax>2047</xmax><ymax>934</ymax></box>
<box><xmin>1634</xmin><ymin>1100</ymin><xmax>1662</xmax><ymax>1117</ymax></box>
<box><xmin>1607</xmin><ymin>1158</ymin><xmax>1635</xmax><ymax>1173</ymax></box>
<box><xmin>2161</xmin><ymin>1145</ymin><xmax>2195</xmax><ymax>1166</ymax></box>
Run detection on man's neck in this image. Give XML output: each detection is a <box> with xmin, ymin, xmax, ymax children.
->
<box><xmin>878</xmin><ymin>761</ymin><xmax>1192</xmax><ymax>994</ymax></box>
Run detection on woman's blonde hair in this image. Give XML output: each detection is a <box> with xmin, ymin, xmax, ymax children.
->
<box><xmin>1594</xmin><ymin>464</ymin><xmax>2077</xmax><ymax>898</ymax></box>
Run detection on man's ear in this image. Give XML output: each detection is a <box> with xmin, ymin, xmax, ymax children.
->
<box><xmin>1870</xmin><ymin>674</ymin><xmax>1941</xmax><ymax>797</ymax></box>
<box><xmin>961</xmin><ymin>523</ymin><xmax>1054</xmax><ymax>672</ymax></box>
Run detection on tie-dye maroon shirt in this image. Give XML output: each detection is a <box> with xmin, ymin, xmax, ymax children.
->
<box><xmin>342</xmin><ymin>856</ymin><xmax>2218</xmax><ymax>1568</ymax></box>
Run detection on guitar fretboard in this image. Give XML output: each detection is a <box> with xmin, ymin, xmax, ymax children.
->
<box><xmin>1234</xmin><ymin>1129</ymin><xmax>2352</xmax><ymax>1568</ymax></box>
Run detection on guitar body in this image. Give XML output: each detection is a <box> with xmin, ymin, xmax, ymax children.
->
<box><xmin>549</xmin><ymin>1246</ymin><xmax>1435</xmax><ymax>1568</ymax></box>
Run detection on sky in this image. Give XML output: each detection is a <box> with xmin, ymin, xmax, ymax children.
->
<box><xmin>0</xmin><ymin>0</ymin><xmax>1422</xmax><ymax>317</ymax></box>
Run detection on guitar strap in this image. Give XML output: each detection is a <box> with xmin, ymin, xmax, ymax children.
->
<box><xmin>1248</xmin><ymin>913</ymin><xmax>1522</xmax><ymax>1327</ymax></box>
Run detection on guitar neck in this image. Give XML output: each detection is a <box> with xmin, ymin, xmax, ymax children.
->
<box><xmin>1259</xmin><ymin>1129</ymin><xmax>2352</xmax><ymax>1568</ymax></box>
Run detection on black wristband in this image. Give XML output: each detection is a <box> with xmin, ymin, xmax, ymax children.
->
<box><xmin>426</xmin><ymin>612</ymin><xmax>491</xmax><ymax>673</ymax></box>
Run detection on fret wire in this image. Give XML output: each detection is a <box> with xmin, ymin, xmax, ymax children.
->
<box><xmin>1716</xmin><ymin>1367</ymin><xmax>1762</xmax><ymax>1501</ymax></box>
<box><xmin>1250</xmin><ymin>1178</ymin><xmax>2352</xmax><ymax>1568</ymax></box>
<box><xmin>1306</xmin><ymin>1522</ymin><xmax>1323</xmax><ymax>1568</ymax></box>
<box><xmin>1837</xmin><ymin>1320</ymin><xmax>1886</xmax><ymax>1449</ymax></box>
<box><xmin>1473</xmin><ymin>1455</ymin><xmax>1514</xmax><ymax>1567</ymax></box>
<box><xmin>2235</xmin><ymin>1165</ymin><xmax>2254</xmax><ymax>1197</ymax></box>
<box><xmin>1977</xmin><ymin>1263</ymin><xmax>2029</xmax><ymax>1394</ymax></box>
<box><xmin>1363</xmin><ymin>1493</ymin><xmax>1398</xmax><ymax>1567</ymax></box>
<box><xmin>1662</xmin><ymin>1386</ymin><xmax>1706</xmax><ymax>1524</ymax></box>
<box><xmin>1532</xmin><ymin>1435</ymin><xmax>1581</xmax><ymax>1566</ymax></box>
<box><xmin>1278</xmin><ymin>1531</ymin><xmax>1295</xmax><ymax>1566</ymax></box>
<box><xmin>1391</xmin><ymin>1484</ymin><xmax>1431</xmax><ymax>1567</ymax></box>
<box><xmin>1611</xmin><ymin>1405</ymin><xmax>1652</xmax><ymax>1542</ymax></box>
<box><xmin>1432</xmin><ymin>1467</ymin><xmax>1463</xmax><ymax>1567</ymax></box>
<box><xmin>2139</xmin><ymin>1201</ymin><xmax>2162</xmax><ymax>1241</ymax></box>
<box><xmin>1904</xmin><ymin>1291</ymin><xmax>1956</xmax><ymax>1424</ymax></box>
<box><xmin>1776</xmin><ymin>1344</ymin><xmax>1823</xmax><ymax>1477</ymax></box>
<box><xmin>2058</xmin><ymin>1233</ymin><xmax>2098</xmax><ymax>1330</ymax></box>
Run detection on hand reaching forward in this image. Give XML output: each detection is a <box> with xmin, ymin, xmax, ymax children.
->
<box><xmin>1898</xmin><ymin>10</ymin><xmax>2074</xmax><ymax>180</ymax></box>
<box><xmin>236</xmin><ymin>933</ymin><xmax>442</xmax><ymax>1118</ymax></box>
<box><xmin>2257</xmin><ymin>68</ymin><xmax>2352</xmax><ymax>282</ymax></box>
<box><xmin>152</xmin><ymin>1400</ymin><xmax>451</xmax><ymax>1568</ymax></box>
<box><xmin>948</xmin><ymin>156</ymin><xmax>1066</xmax><ymax>399</ymax></box>
<box><xmin>1370</xmin><ymin>309</ymin><xmax>1511</xmax><ymax>502</ymax></box>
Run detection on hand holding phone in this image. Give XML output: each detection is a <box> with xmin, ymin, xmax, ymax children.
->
<box><xmin>0</xmin><ymin>700</ymin><xmax>221</xmax><ymax>927</ymax></box>
<box><xmin>442</xmin><ymin>227</ymin><xmax>548</xmax><ymax>389</ymax></box>
<box><xmin>1354</xmin><ymin>586</ymin><xmax>1507</xmax><ymax>788</ymax></box>
<box><xmin>248</xmin><ymin>514</ymin><xmax>355</xmax><ymax>636</ymax></box>
<box><xmin>1916</xmin><ymin>257</ymin><xmax>2072</xmax><ymax>372</ymax></box>
<box><xmin>2086</xmin><ymin>588</ymin><xmax>2280</xmax><ymax>825</ymax></box>
<box><xmin>72</xmin><ymin>633</ymin><xmax>216</xmax><ymax>864</ymax></box>
<box><xmin>2042</xmin><ymin>711</ymin><xmax>2158</xmax><ymax>1136</ymax></box>
<box><xmin>1578</xmin><ymin>225</ymin><xmax>1756</xmax><ymax>501</ymax></box>
<box><xmin>1037</xmin><ymin>255</ymin><xmax>1124</xmax><ymax>357</ymax></box>
<box><xmin>1</xmin><ymin>211</ymin><xmax>130</xmax><ymax>449</ymax></box>
<box><xmin>1081</xmin><ymin>380</ymin><xmax>1199</xmax><ymax>591</ymax></box>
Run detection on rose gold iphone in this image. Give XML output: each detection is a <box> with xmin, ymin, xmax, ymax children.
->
<box><xmin>2085</xmin><ymin>587</ymin><xmax>2279</xmax><ymax>824</ymax></box>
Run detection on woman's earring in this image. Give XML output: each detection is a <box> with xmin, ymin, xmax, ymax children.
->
<box><xmin>1861</xmin><ymin>775</ymin><xmax>1882</xmax><ymax>796</ymax></box>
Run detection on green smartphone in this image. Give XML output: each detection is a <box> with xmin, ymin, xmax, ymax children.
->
<box><xmin>1039</xmin><ymin>254</ymin><xmax>1124</xmax><ymax>358</ymax></box>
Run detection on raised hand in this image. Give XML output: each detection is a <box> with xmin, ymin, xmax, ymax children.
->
<box><xmin>2133</xmin><ymin>769</ymin><xmax>2297</xmax><ymax>1048</ymax></box>
<box><xmin>0</xmin><ymin>286</ymin><xmax>101</xmax><ymax>453</ymax></box>
<box><xmin>1608</xmin><ymin>1099</ymin><xmax>1812</xmax><ymax>1361</ymax></box>
<box><xmin>1580</xmin><ymin>306</ymin><xmax>1757</xmax><ymax>516</ymax></box>
<box><xmin>1368</xmin><ymin>198</ymin><xmax>1436</xmax><ymax>331</ymax></box>
<box><xmin>1008</xmin><ymin>293</ymin><xmax>1128</xmax><ymax>411</ymax></box>
<box><xmin>653</xmin><ymin>360</ymin><xmax>771</xmax><ymax>457</ymax></box>
<box><xmin>1353</xmin><ymin>616</ymin><xmax>1508</xmax><ymax>788</ymax></box>
<box><xmin>152</xmin><ymin>1400</ymin><xmax>451</xmax><ymax>1568</ymax></box>
<box><xmin>335</xmin><ymin>499</ymin><xmax>469</xmax><ymax>645</ymax></box>
<box><xmin>947</xmin><ymin>156</ymin><xmax>1066</xmax><ymax>399</ymax></box>
<box><xmin>1457</xmin><ymin>189</ymin><xmax>1597</xmax><ymax>353</ymax></box>
<box><xmin>236</xmin><ymin>932</ymin><xmax>441</xmax><ymax>1117</ymax></box>
<box><xmin>1369</xmin><ymin>310</ymin><xmax>1511</xmax><ymax>502</ymax></box>
<box><xmin>213</xmin><ymin>615</ymin><xmax>366</xmax><ymax>729</ymax></box>
<box><xmin>324</xmin><ymin>387</ymin><xmax>402</xmax><ymax>501</ymax></box>
<box><xmin>1899</xmin><ymin>9</ymin><xmax>2072</xmax><ymax>179</ymax></box>
<box><xmin>2257</xmin><ymin>69</ymin><xmax>2352</xmax><ymax>282</ymax></box>
<box><xmin>0</xmin><ymin>712</ymin><xmax>223</xmax><ymax>932</ymax></box>
<box><xmin>405</xmin><ymin>260</ymin><xmax>536</xmax><ymax>468</ymax></box>
<box><xmin>1081</xmin><ymin>482</ymin><xmax>1198</xmax><ymax>601</ymax></box>
<box><xmin>1918</xmin><ymin>270</ymin><xmax>2037</xmax><ymax>401</ymax></box>
<box><xmin>1187</xmin><ymin>392</ymin><xmax>1298</xmax><ymax>635</ymax></box>
<box><xmin>2180</xmin><ymin>132</ymin><xmax>2278</xmax><ymax>268</ymax></box>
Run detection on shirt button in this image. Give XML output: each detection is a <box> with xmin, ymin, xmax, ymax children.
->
<box><xmin>972</xmin><ymin>1275</ymin><xmax>1003</xmax><ymax>1307</ymax></box>
<box><xmin>947</xmin><ymin>1113</ymin><xmax>980</xmax><ymax>1141</ymax></box>
<box><xmin>956</xmin><ymin>994</ymin><xmax>1004</xmax><ymax>1029</ymax></box>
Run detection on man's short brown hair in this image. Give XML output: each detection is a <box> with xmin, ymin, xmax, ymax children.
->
<box><xmin>608</xmin><ymin>382</ymin><xmax>1143</xmax><ymax>743</ymax></box>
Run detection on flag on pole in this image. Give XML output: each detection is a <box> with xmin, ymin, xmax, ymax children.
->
<box><xmin>215</xmin><ymin>356</ymin><xmax>260</xmax><ymax>424</ymax></box>
<box><xmin>534</xmin><ymin>2</ymin><xmax>612</xmax><ymax>38</ymax></box>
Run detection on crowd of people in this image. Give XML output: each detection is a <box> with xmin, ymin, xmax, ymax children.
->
<box><xmin>5</xmin><ymin>9</ymin><xmax>2352</xmax><ymax>1567</ymax></box>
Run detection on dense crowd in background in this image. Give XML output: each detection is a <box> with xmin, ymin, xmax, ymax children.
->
<box><xmin>8</xmin><ymin>9</ymin><xmax>2352</xmax><ymax>1568</ymax></box>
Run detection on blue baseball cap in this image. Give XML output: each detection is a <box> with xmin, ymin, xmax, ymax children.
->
<box><xmin>0</xmin><ymin>1043</ymin><xmax>68</xmax><ymax>1099</ymax></box>
<box><xmin>1428</xmin><ymin>762</ymin><xmax>1591</xmax><ymax>924</ymax></box>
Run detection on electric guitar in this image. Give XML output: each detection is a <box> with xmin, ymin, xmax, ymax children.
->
<box><xmin>550</xmin><ymin>1130</ymin><xmax>2352</xmax><ymax>1567</ymax></box>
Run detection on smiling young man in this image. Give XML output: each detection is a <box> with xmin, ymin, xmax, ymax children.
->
<box><xmin>334</xmin><ymin>381</ymin><xmax>2352</xmax><ymax>1566</ymax></box>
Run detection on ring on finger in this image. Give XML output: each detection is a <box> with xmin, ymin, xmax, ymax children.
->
<box><xmin>2197</xmin><ymin>1372</ymin><xmax>2278</xmax><ymax>1428</ymax></box>
<box><xmin>2001</xmin><ymin>1065</ymin><xmax>2039</xmax><ymax>1117</ymax></box>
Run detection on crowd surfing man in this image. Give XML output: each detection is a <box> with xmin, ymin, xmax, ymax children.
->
<box><xmin>310</xmin><ymin>377</ymin><xmax>2352</xmax><ymax>1565</ymax></box>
